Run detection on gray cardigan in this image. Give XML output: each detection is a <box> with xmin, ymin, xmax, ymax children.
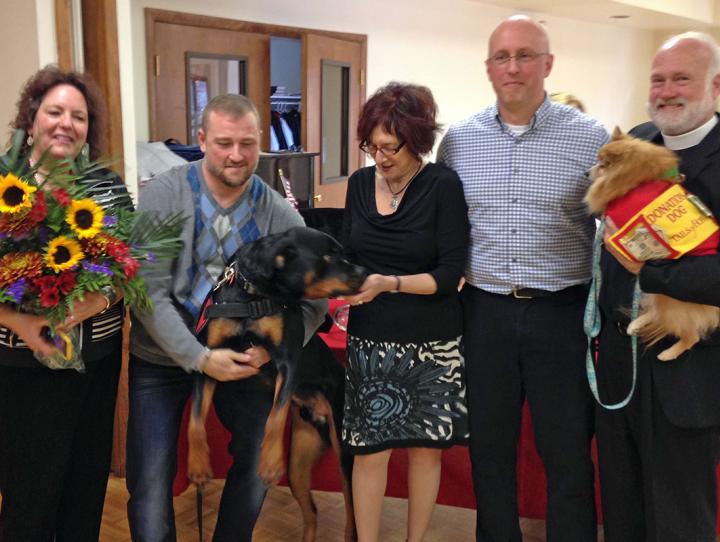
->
<box><xmin>130</xmin><ymin>160</ymin><xmax>326</xmax><ymax>371</ymax></box>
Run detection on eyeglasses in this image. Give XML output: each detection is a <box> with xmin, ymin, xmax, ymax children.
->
<box><xmin>486</xmin><ymin>51</ymin><xmax>549</xmax><ymax>66</ymax></box>
<box><xmin>359</xmin><ymin>141</ymin><xmax>406</xmax><ymax>157</ymax></box>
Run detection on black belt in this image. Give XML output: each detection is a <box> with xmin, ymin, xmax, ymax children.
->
<box><xmin>509</xmin><ymin>287</ymin><xmax>555</xmax><ymax>299</ymax></box>
<box><xmin>469</xmin><ymin>284</ymin><xmax>589</xmax><ymax>300</ymax></box>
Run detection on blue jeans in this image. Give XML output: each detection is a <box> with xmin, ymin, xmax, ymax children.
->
<box><xmin>126</xmin><ymin>355</ymin><xmax>273</xmax><ymax>542</ymax></box>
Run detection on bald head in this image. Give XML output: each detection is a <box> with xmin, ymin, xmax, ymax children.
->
<box><xmin>656</xmin><ymin>34</ymin><xmax>719</xmax><ymax>78</ymax></box>
<box><xmin>647</xmin><ymin>32</ymin><xmax>720</xmax><ymax>135</ymax></box>
<box><xmin>485</xmin><ymin>15</ymin><xmax>554</xmax><ymax>124</ymax></box>
<box><xmin>488</xmin><ymin>15</ymin><xmax>550</xmax><ymax>58</ymax></box>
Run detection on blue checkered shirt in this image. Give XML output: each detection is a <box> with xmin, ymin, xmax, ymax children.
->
<box><xmin>437</xmin><ymin>97</ymin><xmax>608</xmax><ymax>293</ymax></box>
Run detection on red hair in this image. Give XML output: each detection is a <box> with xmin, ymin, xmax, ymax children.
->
<box><xmin>357</xmin><ymin>82</ymin><xmax>441</xmax><ymax>159</ymax></box>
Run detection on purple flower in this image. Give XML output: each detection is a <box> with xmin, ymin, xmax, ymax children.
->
<box><xmin>146</xmin><ymin>251</ymin><xmax>156</xmax><ymax>263</ymax></box>
<box><xmin>38</xmin><ymin>226</ymin><xmax>49</xmax><ymax>245</ymax></box>
<box><xmin>103</xmin><ymin>215</ymin><xmax>118</xmax><ymax>227</ymax></box>
<box><xmin>6</xmin><ymin>279</ymin><xmax>26</xmax><ymax>304</ymax></box>
<box><xmin>81</xmin><ymin>260</ymin><xmax>114</xmax><ymax>276</ymax></box>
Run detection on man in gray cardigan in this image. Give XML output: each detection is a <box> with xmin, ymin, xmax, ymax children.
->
<box><xmin>127</xmin><ymin>94</ymin><xmax>326</xmax><ymax>541</ymax></box>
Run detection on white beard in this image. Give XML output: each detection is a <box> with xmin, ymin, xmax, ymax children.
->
<box><xmin>648</xmin><ymin>92</ymin><xmax>717</xmax><ymax>135</ymax></box>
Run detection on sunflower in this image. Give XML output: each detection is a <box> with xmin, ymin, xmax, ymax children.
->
<box><xmin>45</xmin><ymin>236</ymin><xmax>84</xmax><ymax>273</ymax></box>
<box><xmin>66</xmin><ymin>199</ymin><xmax>104</xmax><ymax>239</ymax></box>
<box><xmin>0</xmin><ymin>173</ymin><xmax>36</xmax><ymax>214</ymax></box>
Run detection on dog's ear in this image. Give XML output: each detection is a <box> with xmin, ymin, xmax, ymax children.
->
<box><xmin>274</xmin><ymin>244</ymin><xmax>298</xmax><ymax>269</ymax></box>
<box><xmin>611</xmin><ymin>126</ymin><xmax>625</xmax><ymax>141</ymax></box>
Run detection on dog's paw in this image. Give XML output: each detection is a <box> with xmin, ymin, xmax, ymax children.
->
<box><xmin>187</xmin><ymin>432</ymin><xmax>213</xmax><ymax>487</ymax></box>
<box><xmin>187</xmin><ymin>456</ymin><xmax>213</xmax><ymax>487</ymax></box>
<box><xmin>258</xmin><ymin>441</ymin><xmax>285</xmax><ymax>486</ymax></box>
<box><xmin>657</xmin><ymin>350</ymin><xmax>678</xmax><ymax>362</ymax></box>
<box><xmin>188</xmin><ymin>469</ymin><xmax>213</xmax><ymax>487</ymax></box>
<box><xmin>626</xmin><ymin>320</ymin><xmax>641</xmax><ymax>336</ymax></box>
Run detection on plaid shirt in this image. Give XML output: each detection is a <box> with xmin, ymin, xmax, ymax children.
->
<box><xmin>437</xmin><ymin>97</ymin><xmax>608</xmax><ymax>293</ymax></box>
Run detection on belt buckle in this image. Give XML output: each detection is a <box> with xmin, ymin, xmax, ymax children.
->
<box><xmin>511</xmin><ymin>287</ymin><xmax>533</xmax><ymax>299</ymax></box>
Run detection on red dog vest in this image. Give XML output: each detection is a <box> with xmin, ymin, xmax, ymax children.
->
<box><xmin>606</xmin><ymin>179</ymin><xmax>719</xmax><ymax>262</ymax></box>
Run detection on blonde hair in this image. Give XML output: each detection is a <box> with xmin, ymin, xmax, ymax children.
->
<box><xmin>550</xmin><ymin>92</ymin><xmax>585</xmax><ymax>112</ymax></box>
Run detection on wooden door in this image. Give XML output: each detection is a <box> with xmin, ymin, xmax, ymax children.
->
<box><xmin>304</xmin><ymin>34</ymin><xmax>365</xmax><ymax>208</ymax></box>
<box><xmin>148</xmin><ymin>22</ymin><xmax>270</xmax><ymax>148</ymax></box>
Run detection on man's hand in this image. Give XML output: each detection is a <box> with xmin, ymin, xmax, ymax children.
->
<box><xmin>201</xmin><ymin>348</ymin><xmax>261</xmax><ymax>381</ymax></box>
<box><xmin>603</xmin><ymin>217</ymin><xmax>644</xmax><ymax>275</ymax></box>
<box><xmin>200</xmin><ymin>346</ymin><xmax>271</xmax><ymax>381</ymax></box>
<box><xmin>235</xmin><ymin>346</ymin><xmax>271</xmax><ymax>369</ymax></box>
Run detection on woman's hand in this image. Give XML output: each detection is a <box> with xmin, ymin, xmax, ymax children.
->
<box><xmin>342</xmin><ymin>274</ymin><xmax>395</xmax><ymax>306</ymax></box>
<box><xmin>59</xmin><ymin>291</ymin><xmax>112</xmax><ymax>330</ymax></box>
<box><xmin>8</xmin><ymin>312</ymin><xmax>59</xmax><ymax>357</ymax></box>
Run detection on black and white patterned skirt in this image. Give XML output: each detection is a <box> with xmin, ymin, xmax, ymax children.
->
<box><xmin>342</xmin><ymin>334</ymin><xmax>468</xmax><ymax>454</ymax></box>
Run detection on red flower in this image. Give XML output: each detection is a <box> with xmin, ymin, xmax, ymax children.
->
<box><xmin>52</xmin><ymin>188</ymin><xmax>72</xmax><ymax>207</ymax></box>
<box><xmin>28</xmin><ymin>190</ymin><xmax>47</xmax><ymax>223</ymax></box>
<box><xmin>107</xmin><ymin>240</ymin><xmax>129</xmax><ymax>259</ymax></box>
<box><xmin>33</xmin><ymin>275</ymin><xmax>56</xmax><ymax>292</ymax></box>
<box><xmin>121</xmin><ymin>257</ymin><xmax>140</xmax><ymax>279</ymax></box>
<box><xmin>56</xmin><ymin>271</ymin><xmax>76</xmax><ymax>294</ymax></box>
<box><xmin>39</xmin><ymin>286</ymin><xmax>60</xmax><ymax>307</ymax></box>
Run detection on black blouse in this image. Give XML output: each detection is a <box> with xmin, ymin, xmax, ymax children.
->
<box><xmin>341</xmin><ymin>162</ymin><xmax>469</xmax><ymax>343</ymax></box>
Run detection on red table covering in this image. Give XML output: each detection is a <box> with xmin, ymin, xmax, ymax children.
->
<box><xmin>174</xmin><ymin>301</ymin><xmax>720</xmax><ymax>529</ymax></box>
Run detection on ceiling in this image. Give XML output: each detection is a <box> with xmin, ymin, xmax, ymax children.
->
<box><xmin>479</xmin><ymin>0</ymin><xmax>719</xmax><ymax>30</ymax></box>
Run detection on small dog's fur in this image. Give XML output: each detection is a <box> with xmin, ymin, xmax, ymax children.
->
<box><xmin>189</xmin><ymin>226</ymin><xmax>364</xmax><ymax>541</ymax></box>
<box><xmin>586</xmin><ymin>128</ymin><xmax>720</xmax><ymax>360</ymax></box>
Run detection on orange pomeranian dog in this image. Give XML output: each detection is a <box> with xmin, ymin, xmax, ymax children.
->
<box><xmin>585</xmin><ymin>128</ymin><xmax>720</xmax><ymax>361</ymax></box>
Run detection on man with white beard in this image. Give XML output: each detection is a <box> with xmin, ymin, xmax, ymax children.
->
<box><xmin>593</xmin><ymin>32</ymin><xmax>720</xmax><ymax>542</ymax></box>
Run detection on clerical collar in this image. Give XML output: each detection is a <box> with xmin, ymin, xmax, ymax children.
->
<box><xmin>661</xmin><ymin>115</ymin><xmax>718</xmax><ymax>150</ymax></box>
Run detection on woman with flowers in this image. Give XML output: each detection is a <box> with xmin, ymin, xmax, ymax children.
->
<box><xmin>0</xmin><ymin>66</ymin><xmax>132</xmax><ymax>541</ymax></box>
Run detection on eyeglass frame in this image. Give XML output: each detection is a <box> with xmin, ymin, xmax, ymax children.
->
<box><xmin>486</xmin><ymin>50</ymin><xmax>550</xmax><ymax>67</ymax></box>
<box><xmin>359</xmin><ymin>140</ymin><xmax>406</xmax><ymax>157</ymax></box>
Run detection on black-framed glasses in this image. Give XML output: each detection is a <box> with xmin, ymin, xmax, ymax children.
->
<box><xmin>359</xmin><ymin>140</ymin><xmax>406</xmax><ymax>157</ymax></box>
<box><xmin>486</xmin><ymin>51</ymin><xmax>549</xmax><ymax>66</ymax></box>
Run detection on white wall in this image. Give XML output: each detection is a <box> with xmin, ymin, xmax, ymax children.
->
<box><xmin>0</xmin><ymin>1</ymin><xmax>41</xmax><ymax>141</ymax></box>
<box><xmin>128</xmin><ymin>0</ymin><xmax>660</xmax><ymax>149</ymax></box>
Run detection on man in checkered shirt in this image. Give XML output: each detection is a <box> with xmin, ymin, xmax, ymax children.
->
<box><xmin>437</xmin><ymin>15</ymin><xmax>608</xmax><ymax>542</ymax></box>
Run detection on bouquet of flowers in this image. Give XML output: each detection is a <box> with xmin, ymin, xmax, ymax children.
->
<box><xmin>0</xmin><ymin>131</ymin><xmax>184</xmax><ymax>370</ymax></box>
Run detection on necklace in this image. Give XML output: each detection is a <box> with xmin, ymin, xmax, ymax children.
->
<box><xmin>383</xmin><ymin>163</ymin><xmax>424</xmax><ymax>210</ymax></box>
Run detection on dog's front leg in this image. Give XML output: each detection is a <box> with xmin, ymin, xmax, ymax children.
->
<box><xmin>258</xmin><ymin>372</ymin><xmax>290</xmax><ymax>485</ymax></box>
<box><xmin>187</xmin><ymin>377</ymin><xmax>216</xmax><ymax>487</ymax></box>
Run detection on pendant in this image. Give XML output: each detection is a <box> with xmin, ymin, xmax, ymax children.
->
<box><xmin>390</xmin><ymin>196</ymin><xmax>399</xmax><ymax>210</ymax></box>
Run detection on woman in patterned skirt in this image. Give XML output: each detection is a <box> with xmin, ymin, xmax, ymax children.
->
<box><xmin>340</xmin><ymin>82</ymin><xmax>470</xmax><ymax>542</ymax></box>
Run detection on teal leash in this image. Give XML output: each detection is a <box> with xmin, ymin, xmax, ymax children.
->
<box><xmin>583</xmin><ymin>219</ymin><xmax>641</xmax><ymax>410</ymax></box>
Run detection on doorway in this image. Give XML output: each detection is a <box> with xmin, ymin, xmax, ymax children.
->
<box><xmin>145</xmin><ymin>8</ymin><xmax>367</xmax><ymax>207</ymax></box>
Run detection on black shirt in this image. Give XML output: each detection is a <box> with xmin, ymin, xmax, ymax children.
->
<box><xmin>341</xmin><ymin>162</ymin><xmax>469</xmax><ymax>343</ymax></box>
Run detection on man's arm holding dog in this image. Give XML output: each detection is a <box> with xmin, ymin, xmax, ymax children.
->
<box><xmin>605</xmin><ymin>201</ymin><xmax>720</xmax><ymax>307</ymax></box>
<box><xmin>133</xmin><ymin>174</ymin><xmax>266</xmax><ymax>380</ymax></box>
<box><xmin>640</xmin><ymin>256</ymin><xmax>720</xmax><ymax>307</ymax></box>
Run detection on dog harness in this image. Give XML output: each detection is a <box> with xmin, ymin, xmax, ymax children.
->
<box><xmin>194</xmin><ymin>262</ymin><xmax>285</xmax><ymax>336</ymax></box>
